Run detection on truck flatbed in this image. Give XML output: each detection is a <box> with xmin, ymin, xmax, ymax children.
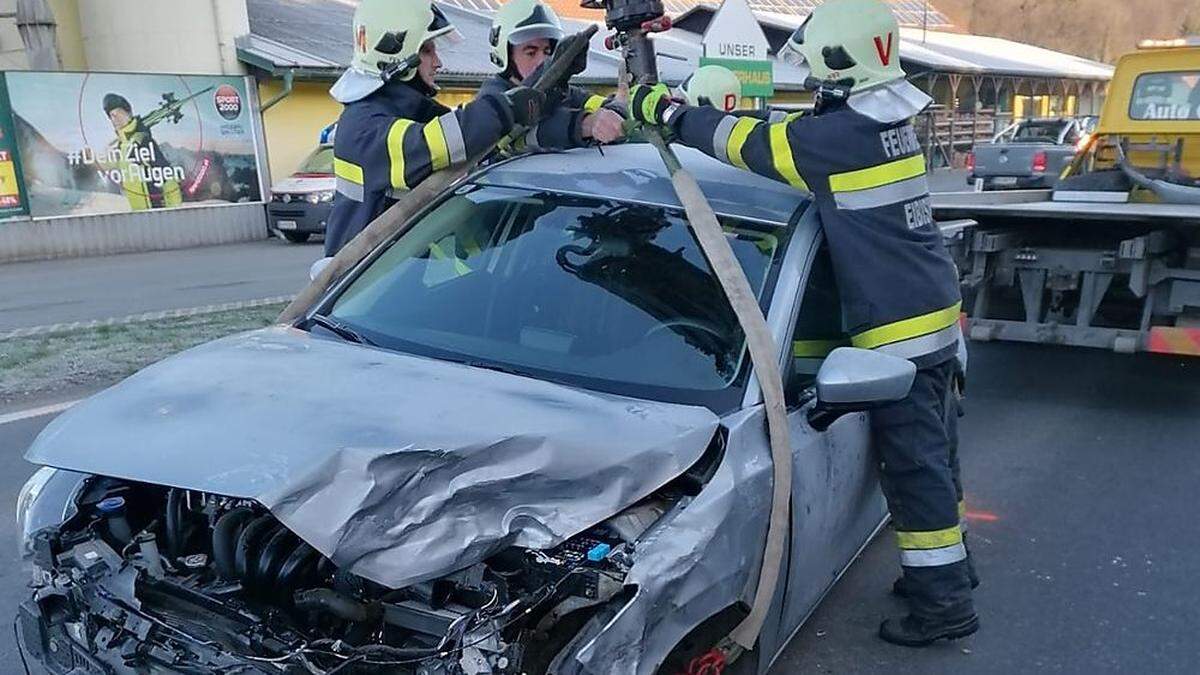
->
<box><xmin>932</xmin><ymin>191</ymin><xmax>1200</xmax><ymax>224</ymax></box>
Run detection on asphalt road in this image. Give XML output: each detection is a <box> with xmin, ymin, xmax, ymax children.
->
<box><xmin>1</xmin><ymin>342</ymin><xmax>1196</xmax><ymax>672</ymax></box>
<box><xmin>0</xmin><ymin>238</ymin><xmax>321</xmax><ymax>332</ymax></box>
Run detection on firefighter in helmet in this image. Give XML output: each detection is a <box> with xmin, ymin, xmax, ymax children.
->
<box><xmin>629</xmin><ymin>0</ymin><xmax>979</xmax><ymax>646</ymax></box>
<box><xmin>323</xmin><ymin>0</ymin><xmax>558</xmax><ymax>256</ymax></box>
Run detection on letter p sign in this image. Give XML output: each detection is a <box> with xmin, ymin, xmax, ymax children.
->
<box><xmin>873</xmin><ymin>33</ymin><xmax>893</xmax><ymax>67</ymax></box>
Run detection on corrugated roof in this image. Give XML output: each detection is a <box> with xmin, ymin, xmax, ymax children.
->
<box><xmin>241</xmin><ymin>0</ymin><xmax>809</xmax><ymax>88</ymax></box>
<box><xmin>242</xmin><ymin>0</ymin><xmax>1106</xmax><ymax>86</ymax></box>
<box><xmin>439</xmin><ymin>0</ymin><xmax>955</xmax><ymax>30</ymax></box>
<box><xmin>739</xmin><ymin>9</ymin><xmax>1114</xmax><ymax>81</ymax></box>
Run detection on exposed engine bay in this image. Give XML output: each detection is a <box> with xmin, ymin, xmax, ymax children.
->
<box><xmin>18</xmin><ymin>476</ymin><xmax>678</xmax><ymax>674</ymax></box>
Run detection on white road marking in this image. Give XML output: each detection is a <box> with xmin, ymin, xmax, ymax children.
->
<box><xmin>0</xmin><ymin>399</ymin><xmax>81</xmax><ymax>426</ymax></box>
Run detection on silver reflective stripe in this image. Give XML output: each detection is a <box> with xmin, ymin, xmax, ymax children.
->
<box><xmin>767</xmin><ymin>110</ymin><xmax>789</xmax><ymax>123</ymax></box>
<box><xmin>385</xmin><ymin>186</ymin><xmax>410</xmax><ymax>199</ymax></box>
<box><xmin>833</xmin><ymin>175</ymin><xmax>929</xmax><ymax>210</ymax></box>
<box><xmin>900</xmin><ymin>542</ymin><xmax>967</xmax><ymax>567</ymax></box>
<box><xmin>874</xmin><ymin>322</ymin><xmax>961</xmax><ymax>360</ymax></box>
<box><xmin>335</xmin><ymin>176</ymin><xmax>364</xmax><ymax>202</ymax></box>
<box><xmin>524</xmin><ymin>126</ymin><xmax>541</xmax><ymax>151</ymax></box>
<box><xmin>712</xmin><ymin>115</ymin><xmax>738</xmax><ymax>164</ymax></box>
<box><xmin>439</xmin><ymin>111</ymin><xmax>467</xmax><ymax>164</ymax></box>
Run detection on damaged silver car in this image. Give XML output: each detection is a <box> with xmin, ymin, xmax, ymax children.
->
<box><xmin>15</xmin><ymin>145</ymin><xmax>917</xmax><ymax>674</ymax></box>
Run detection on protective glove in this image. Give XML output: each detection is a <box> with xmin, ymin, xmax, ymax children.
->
<box><xmin>629</xmin><ymin>83</ymin><xmax>681</xmax><ymax>126</ymax></box>
<box><xmin>504</xmin><ymin>86</ymin><xmax>548</xmax><ymax>128</ymax></box>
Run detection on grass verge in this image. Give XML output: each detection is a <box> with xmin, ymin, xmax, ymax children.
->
<box><xmin>0</xmin><ymin>304</ymin><xmax>285</xmax><ymax>406</ymax></box>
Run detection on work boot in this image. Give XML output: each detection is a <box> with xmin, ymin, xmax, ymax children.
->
<box><xmin>878</xmin><ymin>613</ymin><xmax>979</xmax><ymax>647</ymax></box>
<box><xmin>892</xmin><ymin>571</ymin><xmax>979</xmax><ymax>598</ymax></box>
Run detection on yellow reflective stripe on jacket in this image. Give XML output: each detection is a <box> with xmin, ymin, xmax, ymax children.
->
<box><xmin>769</xmin><ymin>123</ymin><xmax>809</xmax><ymax>190</ymax></box>
<box><xmin>387</xmin><ymin>119</ymin><xmax>416</xmax><ymax>190</ymax></box>
<box><xmin>792</xmin><ymin>339</ymin><xmax>847</xmax><ymax>358</ymax></box>
<box><xmin>584</xmin><ymin>95</ymin><xmax>606</xmax><ymax>113</ymax></box>
<box><xmin>851</xmin><ymin>301</ymin><xmax>962</xmax><ymax>350</ymax></box>
<box><xmin>896</xmin><ymin>525</ymin><xmax>963</xmax><ymax>550</ymax></box>
<box><xmin>828</xmin><ymin>154</ymin><xmax>926</xmax><ymax>193</ymax></box>
<box><xmin>423</xmin><ymin>118</ymin><xmax>451</xmax><ymax>172</ymax></box>
<box><xmin>333</xmin><ymin>158</ymin><xmax>364</xmax><ymax>185</ymax></box>
<box><xmin>726</xmin><ymin>117</ymin><xmax>760</xmax><ymax>170</ymax></box>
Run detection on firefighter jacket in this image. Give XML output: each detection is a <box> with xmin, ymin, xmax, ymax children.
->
<box><xmin>477</xmin><ymin>75</ymin><xmax>609</xmax><ymax>153</ymax></box>
<box><xmin>325</xmin><ymin>80</ymin><xmax>515</xmax><ymax>256</ymax></box>
<box><xmin>671</xmin><ymin>80</ymin><xmax>962</xmax><ymax>368</ymax></box>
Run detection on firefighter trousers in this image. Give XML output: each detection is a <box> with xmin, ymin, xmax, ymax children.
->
<box><xmin>871</xmin><ymin>359</ymin><xmax>976</xmax><ymax>622</ymax></box>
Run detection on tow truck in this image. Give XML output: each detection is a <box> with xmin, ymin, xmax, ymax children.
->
<box><xmin>935</xmin><ymin>38</ymin><xmax>1200</xmax><ymax>356</ymax></box>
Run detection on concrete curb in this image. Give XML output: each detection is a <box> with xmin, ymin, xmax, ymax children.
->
<box><xmin>0</xmin><ymin>296</ymin><xmax>293</xmax><ymax>342</ymax></box>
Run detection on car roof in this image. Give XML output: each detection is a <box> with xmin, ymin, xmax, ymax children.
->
<box><xmin>472</xmin><ymin>143</ymin><xmax>809</xmax><ymax>225</ymax></box>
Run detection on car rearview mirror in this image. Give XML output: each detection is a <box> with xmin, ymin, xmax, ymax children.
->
<box><xmin>309</xmin><ymin>257</ymin><xmax>333</xmax><ymax>282</ymax></box>
<box><xmin>807</xmin><ymin>347</ymin><xmax>916</xmax><ymax>431</ymax></box>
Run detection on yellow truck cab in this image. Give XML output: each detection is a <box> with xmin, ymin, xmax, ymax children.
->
<box><xmin>1062</xmin><ymin>39</ymin><xmax>1200</xmax><ymax>201</ymax></box>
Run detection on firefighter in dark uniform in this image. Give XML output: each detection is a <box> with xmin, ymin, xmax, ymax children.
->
<box><xmin>629</xmin><ymin>0</ymin><xmax>978</xmax><ymax>646</ymax></box>
<box><xmin>478</xmin><ymin>0</ymin><xmax>624</xmax><ymax>153</ymax></box>
<box><xmin>323</xmin><ymin>0</ymin><xmax>550</xmax><ymax>256</ymax></box>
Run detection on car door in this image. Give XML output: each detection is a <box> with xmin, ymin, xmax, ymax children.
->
<box><xmin>773</xmin><ymin>238</ymin><xmax>890</xmax><ymax>645</ymax></box>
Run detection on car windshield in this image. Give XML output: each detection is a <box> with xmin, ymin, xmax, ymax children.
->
<box><xmin>1130</xmin><ymin>71</ymin><xmax>1200</xmax><ymax>121</ymax></box>
<box><xmin>1012</xmin><ymin>121</ymin><xmax>1068</xmax><ymax>142</ymax></box>
<box><xmin>297</xmin><ymin>146</ymin><xmax>334</xmax><ymax>174</ymax></box>
<box><xmin>326</xmin><ymin>186</ymin><xmax>789</xmax><ymax>410</ymax></box>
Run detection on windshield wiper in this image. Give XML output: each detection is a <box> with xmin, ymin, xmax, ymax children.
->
<box><xmin>304</xmin><ymin>314</ymin><xmax>374</xmax><ymax>346</ymax></box>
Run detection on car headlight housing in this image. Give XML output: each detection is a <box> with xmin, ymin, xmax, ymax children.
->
<box><xmin>16</xmin><ymin>467</ymin><xmax>89</xmax><ymax>559</ymax></box>
<box><xmin>16</xmin><ymin>467</ymin><xmax>55</xmax><ymax>553</ymax></box>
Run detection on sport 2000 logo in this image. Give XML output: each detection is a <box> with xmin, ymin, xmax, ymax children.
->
<box><xmin>214</xmin><ymin>84</ymin><xmax>243</xmax><ymax>121</ymax></box>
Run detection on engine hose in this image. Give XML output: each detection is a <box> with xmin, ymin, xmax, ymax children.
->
<box><xmin>165</xmin><ymin>488</ymin><xmax>186</xmax><ymax>559</ymax></box>
<box><xmin>293</xmin><ymin>589</ymin><xmax>381</xmax><ymax>624</ymax></box>
<box><xmin>211</xmin><ymin>507</ymin><xmax>255</xmax><ymax>580</ymax></box>
<box><xmin>234</xmin><ymin>515</ymin><xmax>278</xmax><ymax>582</ymax></box>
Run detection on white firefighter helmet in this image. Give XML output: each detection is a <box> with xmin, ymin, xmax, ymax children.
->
<box><xmin>350</xmin><ymin>0</ymin><xmax>457</xmax><ymax>81</ymax></box>
<box><xmin>680</xmin><ymin>65</ymin><xmax>743</xmax><ymax>111</ymax></box>
<box><xmin>779</xmin><ymin>0</ymin><xmax>905</xmax><ymax>92</ymax></box>
<box><xmin>489</xmin><ymin>0</ymin><xmax>565</xmax><ymax>73</ymax></box>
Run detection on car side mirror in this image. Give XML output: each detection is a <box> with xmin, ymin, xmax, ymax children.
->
<box><xmin>806</xmin><ymin>347</ymin><xmax>916</xmax><ymax>431</ymax></box>
<box><xmin>309</xmin><ymin>257</ymin><xmax>333</xmax><ymax>282</ymax></box>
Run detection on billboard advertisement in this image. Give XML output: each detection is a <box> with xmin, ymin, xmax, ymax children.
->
<box><xmin>5</xmin><ymin>72</ymin><xmax>263</xmax><ymax>218</ymax></box>
<box><xmin>0</xmin><ymin>75</ymin><xmax>28</xmax><ymax>218</ymax></box>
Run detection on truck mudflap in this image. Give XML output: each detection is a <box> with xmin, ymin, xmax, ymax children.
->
<box><xmin>1147</xmin><ymin>326</ymin><xmax>1200</xmax><ymax>356</ymax></box>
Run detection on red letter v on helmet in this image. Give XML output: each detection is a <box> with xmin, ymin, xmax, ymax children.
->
<box><xmin>873</xmin><ymin>33</ymin><xmax>893</xmax><ymax>66</ymax></box>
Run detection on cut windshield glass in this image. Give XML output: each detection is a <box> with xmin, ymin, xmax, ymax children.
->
<box><xmin>297</xmin><ymin>146</ymin><xmax>334</xmax><ymax>174</ymax></box>
<box><xmin>1130</xmin><ymin>71</ymin><xmax>1200</xmax><ymax>121</ymax></box>
<box><xmin>327</xmin><ymin>186</ymin><xmax>788</xmax><ymax>410</ymax></box>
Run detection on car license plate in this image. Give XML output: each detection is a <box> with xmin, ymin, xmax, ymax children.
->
<box><xmin>993</xmin><ymin>177</ymin><xmax>1019</xmax><ymax>186</ymax></box>
<box><xmin>277</xmin><ymin>220</ymin><xmax>298</xmax><ymax>230</ymax></box>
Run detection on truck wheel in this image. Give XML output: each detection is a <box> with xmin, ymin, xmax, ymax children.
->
<box><xmin>282</xmin><ymin>232</ymin><xmax>311</xmax><ymax>244</ymax></box>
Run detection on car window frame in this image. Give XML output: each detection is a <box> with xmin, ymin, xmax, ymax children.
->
<box><xmin>312</xmin><ymin>183</ymin><xmax>800</xmax><ymax>414</ymax></box>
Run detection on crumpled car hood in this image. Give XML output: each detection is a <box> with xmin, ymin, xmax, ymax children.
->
<box><xmin>26</xmin><ymin>327</ymin><xmax>720</xmax><ymax>588</ymax></box>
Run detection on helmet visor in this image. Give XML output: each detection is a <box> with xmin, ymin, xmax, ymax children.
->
<box><xmin>427</xmin><ymin>5</ymin><xmax>463</xmax><ymax>44</ymax></box>
<box><xmin>509</xmin><ymin>24</ymin><xmax>564</xmax><ymax>47</ymax></box>
<box><xmin>780</xmin><ymin>18</ymin><xmax>810</xmax><ymax>68</ymax></box>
